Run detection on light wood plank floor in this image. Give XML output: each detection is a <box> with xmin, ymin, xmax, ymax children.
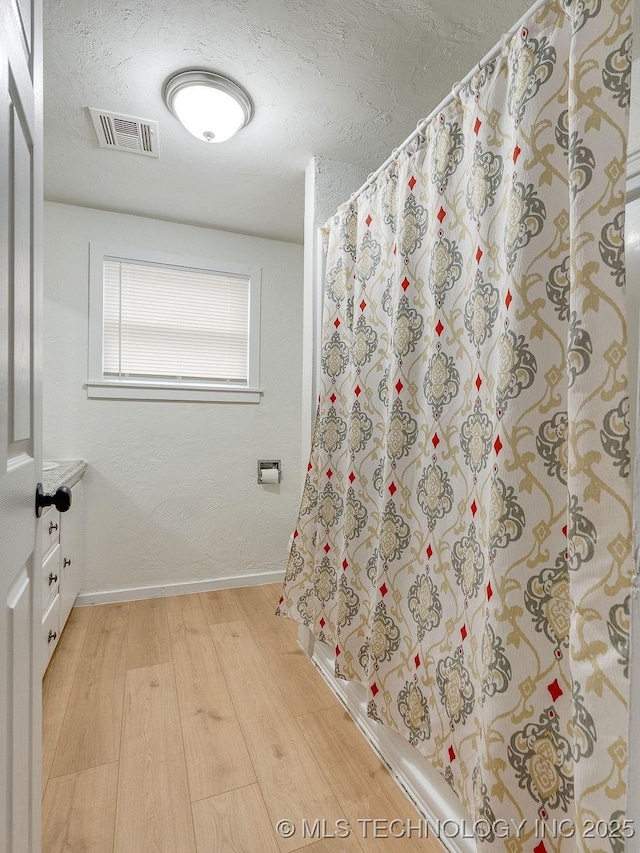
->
<box><xmin>43</xmin><ymin>584</ymin><xmax>443</xmax><ymax>853</ymax></box>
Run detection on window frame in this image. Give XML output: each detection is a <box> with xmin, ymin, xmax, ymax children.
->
<box><xmin>86</xmin><ymin>243</ymin><xmax>262</xmax><ymax>402</ymax></box>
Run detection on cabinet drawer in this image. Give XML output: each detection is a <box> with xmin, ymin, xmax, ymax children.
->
<box><xmin>40</xmin><ymin>505</ymin><xmax>60</xmax><ymax>560</ymax></box>
<box><xmin>42</xmin><ymin>593</ymin><xmax>61</xmax><ymax>676</ymax></box>
<box><xmin>42</xmin><ymin>544</ymin><xmax>60</xmax><ymax>613</ymax></box>
<box><xmin>60</xmin><ymin>479</ymin><xmax>83</xmax><ymax>632</ymax></box>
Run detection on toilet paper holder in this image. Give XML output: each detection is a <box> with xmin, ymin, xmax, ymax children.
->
<box><xmin>258</xmin><ymin>460</ymin><xmax>282</xmax><ymax>484</ymax></box>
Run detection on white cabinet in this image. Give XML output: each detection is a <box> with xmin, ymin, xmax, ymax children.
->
<box><xmin>42</xmin><ymin>593</ymin><xmax>61</xmax><ymax>671</ymax></box>
<box><xmin>60</xmin><ymin>479</ymin><xmax>83</xmax><ymax>631</ymax></box>
<box><xmin>40</xmin><ymin>504</ymin><xmax>60</xmax><ymax>557</ymax></box>
<box><xmin>42</xmin><ymin>543</ymin><xmax>61</xmax><ymax>617</ymax></box>
<box><xmin>40</xmin><ymin>505</ymin><xmax>61</xmax><ymax>673</ymax></box>
<box><xmin>41</xmin><ymin>479</ymin><xmax>84</xmax><ymax>675</ymax></box>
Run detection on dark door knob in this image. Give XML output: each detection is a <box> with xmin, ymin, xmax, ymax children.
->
<box><xmin>35</xmin><ymin>483</ymin><xmax>72</xmax><ymax>518</ymax></box>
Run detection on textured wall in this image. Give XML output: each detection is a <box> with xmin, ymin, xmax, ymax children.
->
<box><xmin>43</xmin><ymin>0</ymin><xmax>539</xmax><ymax>242</ymax></box>
<box><xmin>43</xmin><ymin>201</ymin><xmax>303</xmax><ymax>595</ymax></box>
<box><xmin>310</xmin><ymin>156</ymin><xmax>370</xmax><ymax>228</ymax></box>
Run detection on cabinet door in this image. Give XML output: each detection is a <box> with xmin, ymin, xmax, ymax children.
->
<box><xmin>41</xmin><ymin>542</ymin><xmax>60</xmax><ymax>614</ymax></box>
<box><xmin>42</xmin><ymin>593</ymin><xmax>60</xmax><ymax>676</ymax></box>
<box><xmin>59</xmin><ymin>479</ymin><xmax>83</xmax><ymax>631</ymax></box>
<box><xmin>39</xmin><ymin>504</ymin><xmax>60</xmax><ymax>560</ymax></box>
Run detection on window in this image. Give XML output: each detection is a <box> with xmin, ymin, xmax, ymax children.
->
<box><xmin>87</xmin><ymin>245</ymin><xmax>261</xmax><ymax>401</ymax></box>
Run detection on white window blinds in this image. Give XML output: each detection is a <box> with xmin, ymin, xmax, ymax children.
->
<box><xmin>102</xmin><ymin>259</ymin><xmax>250</xmax><ymax>384</ymax></box>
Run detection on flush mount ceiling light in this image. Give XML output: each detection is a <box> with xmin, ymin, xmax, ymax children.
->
<box><xmin>162</xmin><ymin>69</ymin><xmax>253</xmax><ymax>144</ymax></box>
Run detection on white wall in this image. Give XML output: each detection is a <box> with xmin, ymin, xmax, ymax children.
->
<box><xmin>43</xmin><ymin>201</ymin><xmax>304</xmax><ymax>597</ymax></box>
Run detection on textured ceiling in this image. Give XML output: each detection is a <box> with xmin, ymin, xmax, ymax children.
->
<box><xmin>45</xmin><ymin>0</ymin><xmax>561</xmax><ymax>243</ymax></box>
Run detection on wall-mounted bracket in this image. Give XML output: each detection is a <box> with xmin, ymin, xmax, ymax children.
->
<box><xmin>258</xmin><ymin>460</ymin><xmax>281</xmax><ymax>484</ymax></box>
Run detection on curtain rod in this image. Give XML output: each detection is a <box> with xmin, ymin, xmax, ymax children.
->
<box><xmin>348</xmin><ymin>0</ymin><xmax>552</xmax><ymax>204</ymax></box>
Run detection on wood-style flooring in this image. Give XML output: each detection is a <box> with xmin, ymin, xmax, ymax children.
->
<box><xmin>42</xmin><ymin>584</ymin><xmax>443</xmax><ymax>852</ymax></box>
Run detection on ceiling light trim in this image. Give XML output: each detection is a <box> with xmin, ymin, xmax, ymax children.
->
<box><xmin>162</xmin><ymin>68</ymin><xmax>253</xmax><ymax>143</ymax></box>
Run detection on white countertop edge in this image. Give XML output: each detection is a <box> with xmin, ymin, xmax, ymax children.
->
<box><xmin>42</xmin><ymin>459</ymin><xmax>88</xmax><ymax>493</ymax></box>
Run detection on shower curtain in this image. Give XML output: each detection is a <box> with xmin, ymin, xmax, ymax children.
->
<box><xmin>277</xmin><ymin>1</ymin><xmax>633</xmax><ymax>849</ymax></box>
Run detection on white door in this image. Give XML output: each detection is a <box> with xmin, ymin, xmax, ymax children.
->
<box><xmin>0</xmin><ymin>0</ymin><xmax>43</xmax><ymax>850</ymax></box>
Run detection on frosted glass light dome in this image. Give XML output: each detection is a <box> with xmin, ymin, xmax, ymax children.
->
<box><xmin>163</xmin><ymin>70</ymin><xmax>253</xmax><ymax>144</ymax></box>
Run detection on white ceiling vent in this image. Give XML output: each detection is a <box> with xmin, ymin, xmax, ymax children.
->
<box><xmin>88</xmin><ymin>108</ymin><xmax>159</xmax><ymax>157</ymax></box>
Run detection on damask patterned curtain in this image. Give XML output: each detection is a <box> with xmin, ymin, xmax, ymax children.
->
<box><xmin>278</xmin><ymin>1</ymin><xmax>633</xmax><ymax>848</ymax></box>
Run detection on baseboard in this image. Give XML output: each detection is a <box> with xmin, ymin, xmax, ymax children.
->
<box><xmin>75</xmin><ymin>569</ymin><xmax>285</xmax><ymax>606</ymax></box>
<box><xmin>311</xmin><ymin>640</ymin><xmax>477</xmax><ymax>853</ymax></box>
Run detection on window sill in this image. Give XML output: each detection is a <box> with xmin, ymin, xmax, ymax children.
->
<box><xmin>85</xmin><ymin>380</ymin><xmax>262</xmax><ymax>403</ymax></box>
